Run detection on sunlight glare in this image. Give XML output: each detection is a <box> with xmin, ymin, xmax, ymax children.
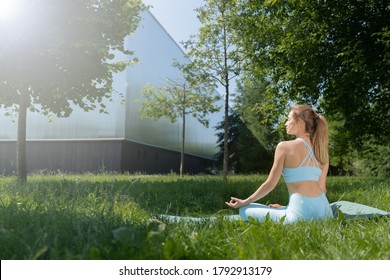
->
<box><xmin>0</xmin><ymin>0</ymin><xmax>20</xmax><ymax>21</ymax></box>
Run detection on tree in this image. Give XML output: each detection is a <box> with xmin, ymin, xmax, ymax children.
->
<box><xmin>214</xmin><ymin>76</ymin><xmax>281</xmax><ymax>174</ymax></box>
<box><xmin>181</xmin><ymin>0</ymin><xmax>245</xmax><ymax>180</ymax></box>
<box><xmin>139</xmin><ymin>77</ymin><xmax>220</xmax><ymax>176</ymax></box>
<box><xmin>234</xmin><ymin>77</ymin><xmax>284</xmax><ymax>153</ymax></box>
<box><xmin>235</xmin><ymin>0</ymin><xmax>390</xmax><ymax>148</ymax></box>
<box><xmin>0</xmin><ymin>0</ymin><xmax>145</xmax><ymax>182</ymax></box>
<box><xmin>215</xmin><ymin>111</ymin><xmax>273</xmax><ymax>174</ymax></box>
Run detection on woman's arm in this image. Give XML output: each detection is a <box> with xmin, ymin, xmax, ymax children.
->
<box><xmin>319</xmin><ymin>161</ymin><xmax>329</xmax><ymax>193</ymax></box>
<box><xmin>226</xmin><ymin>142</ymin><xmax>286</xmax><ymax>209</ymax></box>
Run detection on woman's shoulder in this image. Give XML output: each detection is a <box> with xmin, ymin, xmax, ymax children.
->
<box><xmin>277</xmin><ymin>139</ymin><xmax>302</xmax><ymax>148</ymax></box>
<box><xmin>276</xmin><ymin>139</ymin><xmax>303</xmax><ymax>155</ymax></box>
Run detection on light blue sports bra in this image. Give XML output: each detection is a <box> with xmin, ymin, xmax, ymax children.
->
<box><xmin>282</xmin><ymin>138</ymin><xmax>322</xmax><ymax>184</ymax></box>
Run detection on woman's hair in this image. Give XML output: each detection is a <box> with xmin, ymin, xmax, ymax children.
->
<box><xmin>291</xmin><ymin>104</ymin><xmax>329</xmax><ymax>165</ymax></box>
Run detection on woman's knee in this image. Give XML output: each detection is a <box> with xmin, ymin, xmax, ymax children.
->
<box><xmin>239</xmin><ymin>203</ymin><xmax>288</xmax><ymax>223</ymax></box>
<box><xmin>239</xmin><ymin>205</ymin><xmax>250</xmax><ymax>221</ymax></box>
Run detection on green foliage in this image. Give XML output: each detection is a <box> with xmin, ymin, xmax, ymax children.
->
<box><xmin>214</xmin><ymin>111</ymin><xmax>273</xmax><ymax>173</ymax></box>
<box><xmin>139</xmin><ymin>77</ymin><xmax>220</xmax><ymax>176</ymax></box>
<box><xmin>139</xmin><ymin>78</ymin><xmax>220</xmax><ymax>127</ymax></box>
<box><xmin>235</xmin><ymin>77</ymin><xmax>284</xmax><ymax>151</ymax></box>
<box><xmin>182</xmin><ymin>0</ymin><xmax>244</xmax><ymax>90</ymax></box>
<box><xmin>0</xmin><ymin>0</ymin><xmax>146</xmax><ymax>182</ymax></box>
<box><xmin>0</xmin><ymin>0</ymin><xmax>145</xmax><ymax>116</ymax></box>
<box><xmin>0</xmin><ymin>174</ymin><xmax>388</xmax><ymax>260</ymax></box>
<box><xmin>328</xmin><ymin>119</ymin><xmax>390</xmax><ymax>177</ymax></box>
<box><xmin>354</xmin><ymin>139</ymin><xmax>390</xmax><ymax>178</ymax></box>
<box><xmin>328</xmin><ymin>118</ymin><xmax>355</xmax><ymax>175</ymax></box>
<box><xmin>235</xmin><ymin>0</ymin><xmax>390</xmax><ymax>147</ymax></box>
<box><xmin>181</xmin><ymin>0</ymin><xmax>246</xmax><ymax>179</ymax></box>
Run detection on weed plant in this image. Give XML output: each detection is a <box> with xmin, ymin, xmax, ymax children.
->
<box><xmin>0</xmin><ymin>174</ymin><xmax>388</xmax><ymax>259</ymax></box>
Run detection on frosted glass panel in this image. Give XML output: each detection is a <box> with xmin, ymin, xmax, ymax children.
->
<box><xmin>0</xmin><ymin>93</ymin><xmax>126</xmax><ymax>140</ymax></box>
<box><xmin>123</xmin><ymin>11</ymin><xmax>221</xmax><ymax>158</ymax></box>
<box><xmin>0</xmin><ymin>11</ymin><xmax>222</xmax><ymax>160</ymax></box>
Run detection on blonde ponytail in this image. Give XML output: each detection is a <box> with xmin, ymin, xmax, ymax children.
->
<box><xmin>291</xmin><ymin>104</ymin><xmax>329</xmax><ymax>165</ymax></box>
<box><xmin>312</xmin><ymin>115</ymin><xmax>329</xmax><ymax>165</ymax></box>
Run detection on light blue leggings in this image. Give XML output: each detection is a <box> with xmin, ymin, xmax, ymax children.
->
<box><xmin>239</xmin><ymin>193</ymin><xmax>333</xmax><ymax>224</ymax></box>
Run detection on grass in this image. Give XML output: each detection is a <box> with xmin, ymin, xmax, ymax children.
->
<box><xmin>0</xmin><ymin>173</ymin><xmax>389</xmax><ymax>260</ymax></box>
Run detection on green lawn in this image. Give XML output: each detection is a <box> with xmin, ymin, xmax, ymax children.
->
<box><xmin>0</xmin><ymin>174</ymin><xmax>389</xmax><ymax>259</ymax></box>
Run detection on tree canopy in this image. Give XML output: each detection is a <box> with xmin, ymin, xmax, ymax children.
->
<box><xmin>235</xmin><ymin>0</ymin><xmax>390</xmax><ymax>146</ymax></box>
<box><xmin>0</xmin><ymin>0</ymin><xmax>145</xmax><ymax>116</ymax></box>
<box><xmin>182</xmin><ymin>0</ymin><xmax>245</xmax><ymax>180</ymax></box>
<box><xmin>140</xmin><ymin>77</ymin><xmax>220</xmax><ymax>176</ymax></box>
<box><xmin>0</xmin><ymin>0</ymin><xmax>145</xmax><ymax>181</ymax></box>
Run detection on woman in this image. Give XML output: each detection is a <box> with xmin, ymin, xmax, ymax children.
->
<box><xmin>226</xmin><ymin>104</ymin><xmax>333</xmax><ymax>223</ymax></box>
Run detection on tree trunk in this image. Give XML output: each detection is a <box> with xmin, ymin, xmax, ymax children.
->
<box><xmin>223</xmin><ymin>86</ymin><xmax>229</xmax><ymax>181</ymax></box>
<box><xmin>17</xmin><ymin>90</ymin><xmax>29</xmax><ymax>183</ymax></box>
<box><xmin>222</xmin><ymin>18</ymin><xmax>229</xmax><ymax>182</ymax></box>
<box><xmin>180</xmin><ymin>111</ymin><xmax>186</xmax><ymax>177</ymax></box>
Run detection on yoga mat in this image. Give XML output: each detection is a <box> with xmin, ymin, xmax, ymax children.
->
<box><xmin>330</xmin><ymin>200</ymin><xmax>390</xmax><ymax>219</ymax></box>
<box><xmin>157</xmin><ymin>201</ymin><xmax>389</xmax><ymax>223</ymax></box>
<box><xmin>157</xmin><ymin>214</ymin><xmax>241</xmax><ymax>223</ymax></box>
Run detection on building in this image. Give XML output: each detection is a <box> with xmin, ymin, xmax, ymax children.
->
<box><xmin>0</xmin><ymin>10</ymin><xmax>223</xmax><ymax>175</ymax></box>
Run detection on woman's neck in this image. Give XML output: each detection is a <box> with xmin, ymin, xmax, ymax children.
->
<box><xmin>296</xmin><ymin>133</ymin><xmax>312</xmax><ymax>145</ymax></box>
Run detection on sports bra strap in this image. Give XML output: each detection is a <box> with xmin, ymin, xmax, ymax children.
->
<box><xmin>298</xmin><ymin>138</ymin><xmax>320</xmax><ymax>168</ymax></box>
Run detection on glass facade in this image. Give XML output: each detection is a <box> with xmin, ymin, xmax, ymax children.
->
<box><xmin>0</xmin><ymin>94</ymin><xmax>126</xmax><ymax>140</ymax></box>
<box><xmin>0</xmin><ymin>10</ymin><xmax>222</xmax><ymax>160</ymax></box>
<box><xmin>124</xmin><ymin>11</ymin><xmax>222</xmax><ymax>159</ymax></box>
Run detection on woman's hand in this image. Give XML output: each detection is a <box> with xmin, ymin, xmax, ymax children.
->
<box><xmin>225</xmin><ymin>197</ymin><xmax>248</xmax><ymax>209</ymax></box>
<box><xmin>268</xmin><ymin>203</ymin><xmax>283</xmax><ymax>208</ymax></box>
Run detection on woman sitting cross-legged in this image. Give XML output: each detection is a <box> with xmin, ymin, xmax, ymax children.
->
<box><xmin>226</xmin><ymin>104</ymin><xmax>333</xmax><ymax>224</ymax></box>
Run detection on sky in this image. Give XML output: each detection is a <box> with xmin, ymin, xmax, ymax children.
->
<box><xmin>0</xmin><ymin>0</ymin><xmax>203</xmax><ymax>46</ymax></box>
<box><xmin>141</xmin><ymin>0</ymin><xmax>234</xmax><ymax>96</ymax></box>
<box><xmin>142</xmin><ymin>0</ymin><xmax>205</xmax><ymax>46</ymax></box>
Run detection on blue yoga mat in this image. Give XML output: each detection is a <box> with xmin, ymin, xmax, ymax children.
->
<box><xmin>157</xmin><ymin>214</ymin><xmax>241</xmax><ymax>223</ymax></box>
<box><xmin>330</xmin><ymin>201</ymin><xmax>389</xmax><ymax>219</ymax></box>
<box><xmin>157</xmin><ymin>201</ymin><xmax>389</xmax><ymax>223</ymax></box>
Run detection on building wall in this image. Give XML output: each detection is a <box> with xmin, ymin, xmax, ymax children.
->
<box><xmin>0</xmin><ymin>10</ymin><xmax>222</xmax><ymax>174</ymax></box>
<box><xmin>124</xmin><ymin>11</ymin><xmax>222</xmax><ymax>159</ymax></box>
<box><xmin>0</xmin><ymin>139</ymin><xmax>122</xmax><ymax>174</ymax></box>
<box><xmin>0</xmin><ymin>139</ymin><xmax>213</xmax><ymax>175</ymax></box>
<box><xmin>0</xmin><ymin>93</ymin><xmax>126</xmax><ymax>141</ymax></box>
<box><xmin>121</xmin><ymin>140</ymin><xmax>214</xmax><ymax>174</ymax></box>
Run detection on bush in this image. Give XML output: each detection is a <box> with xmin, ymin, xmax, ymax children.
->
<box><xmin>354</xmin><ymin>140</ymin><xmax>390</xmax><ymax>177</ymax></box>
